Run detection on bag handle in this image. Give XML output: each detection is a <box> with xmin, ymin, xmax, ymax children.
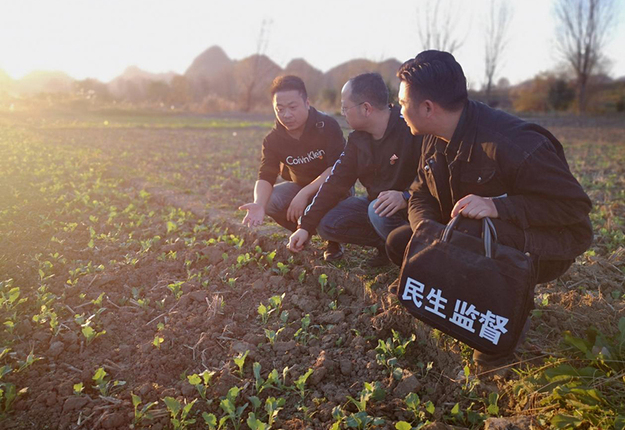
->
<box><xmin>442</xmin><ymin>216</ymin><xmax>498</xmax><ymax>258</ymax></box>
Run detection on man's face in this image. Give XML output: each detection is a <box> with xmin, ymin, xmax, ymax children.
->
<box><xmin>273</xmin><ymin>90</ymin><xmax>309</xmax><ymax>132</ymax></box>
<box><xmin>340</xmin><ymin>82</ymin><xmax>365</xmax><ymax>130</ymax></box>
<box><xmin>398</xmin><ymin>81</ymin><xmax>426</xmax><ymax>135</ymax></box>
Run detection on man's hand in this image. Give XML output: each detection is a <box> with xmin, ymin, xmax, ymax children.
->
<box><xmin>286</xmin><ymin>191</ymin><xmax>309</xmax><ymax>223</ymax></box>
<box><xmin>373</xmin><ymin>190</ymin><xmax>408</xmax><ymax>217</ymax></box>
<box><xmin>451</xmin><ymin>194</ymin><xmax>498</xmax><ymax>219</ymax></box>
<box><xmin>287</xmin><ymin>228</ymin><xmax>309</xmax><ymax>253</ymax></box>
<box><xmin>238</xmin><ymin>202</ymin><xmax>265</xmax><ymax>227</ymax></box>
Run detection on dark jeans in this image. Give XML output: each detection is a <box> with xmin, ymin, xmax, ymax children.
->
<box><xmin>265</xmin><ymin>181</ymin><xmax>305</xmax><ymax>232</ymax></box>
<box><xmin>317</xmin><ymin>196</ymin><xmax>409</xmax><ymax>249</ymax></box>
<box><xmin>386</xmin><ymin>218</ymin><xmax>574</xmax><ymax>284</ymax></box>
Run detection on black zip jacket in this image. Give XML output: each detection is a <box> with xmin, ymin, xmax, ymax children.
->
<box><xmin>409</xmin><ymin>100</ymin><xmax>593</xmax><ymax>260</ymax></box>
<box><xmin>257</xmin><ymin>107</ymin><xmax>345</xmax><ymax>187</ymax></box>
<box><xmin>300</xmin><ymin>105</ymin><xmax>423</xmax><ymax>232</ymax></box>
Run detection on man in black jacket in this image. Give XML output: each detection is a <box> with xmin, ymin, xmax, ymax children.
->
<box><xmin>239</xmin><ymin>76</ymin><xmax>346</xmax><ymax>257</ymax></box>
<box><xmin>288</xmin><ymin>73</ymin><xmax>422</xmax><ymax>266</ymax></box>
<box><xmin>387</xmin><ymin>50</ymin><xmax>593</xmax><ymax>366</ymax></box>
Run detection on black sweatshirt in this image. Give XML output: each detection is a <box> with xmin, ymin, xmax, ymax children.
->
<box><xmin>300</xmin><ymin>105</ymin><xmax>423</xmax><ymax>232</ymax></box>
<box><xmin>257</xmin><ymin>107</ymin><xmax>345</xmax><ymax>187</ymax></box>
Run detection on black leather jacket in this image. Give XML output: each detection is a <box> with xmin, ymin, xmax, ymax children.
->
<box><xmin>409</xmin><ymin>100</ymin><xmax>592</xmax><ymax>260</ymax></box>
<box><xmin>300</xmin><ymin>105</ymin><xmax>422</xmax><ymax>232</ymax></box>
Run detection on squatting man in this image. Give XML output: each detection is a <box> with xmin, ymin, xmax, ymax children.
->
<box><xmin>386</xmin><ymin>50</ymin><xmax>592</xmax><ymax>367</ymax></box>
<box><xmin>287</xmin><ymin>73</ymin><xmax>422</xmax><ymax>266</ymax></box>
<box><xmin>239</xmin><ymin>75</ymin><xmax>346</xmax><ymax>259</ymax></box>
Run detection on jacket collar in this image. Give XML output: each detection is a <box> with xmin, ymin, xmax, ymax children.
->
<box><xmin>351</xmin><ymin>104</ymin><xmax>400</xmax><ymax>146</ymax></box>
<box><xmin>451</xmin><ymin>100</ymin><xmax>479</xmax><ymax>163</ymax></box>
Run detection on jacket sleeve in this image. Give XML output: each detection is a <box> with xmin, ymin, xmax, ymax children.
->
<box><xmin>407</xmin><ymin>165</ymin><xmax>443</xmax><ymax>231</ymax></box>
<box><xmin>299</xmin><ymin>141</ymin><xmax>359</xmax><ymax>232</ymax></box>
<box><xmin>325</xmin><ymin>121</ymin><xmax>346</xmax><ymax>167</ymax></box>
<box><xmin>257</xmin><ymin>137</ymin><xmax>280</xmax><ymax>185</ymax></box>
<box><xmin>492</xmin><ymin>140</ymin><xmax>592</xmax><ymax>229</ymax></box>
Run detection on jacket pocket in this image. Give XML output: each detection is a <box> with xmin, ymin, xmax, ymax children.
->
<box><xmin>459</xmin><ymin>166</ymin><xmax>504</xmax><ymax>197</ymax></box>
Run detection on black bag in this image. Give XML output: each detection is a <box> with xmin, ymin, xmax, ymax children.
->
<box><xmin>398</xmin><ymin>216</ymin><xmax>536</xmax><ymax>355</ymax></box>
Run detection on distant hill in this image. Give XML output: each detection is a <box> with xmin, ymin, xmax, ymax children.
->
<box><xmin>5</xmin><ymin>46</ymin><xmax>406</xmax><ymax>110</ymax></box>
<box><xmin>0</xmin><ymin>69</ymin><xmax>12</xmax><ymax>92</ymax></box>
<box><xmin>16</xmin><ymin>70</ymin><xmax>74</xmax><ymax>94</ymax></box>
<box><xmin>284</xmin><ymin>58</ymin><xmax>324</xmax><ymax>97</ymax></box>
<box><xmin>108</xmin><ymin>66</ymin><xmax>177</xmax><ymax>99</ymax></box>
<box><xmin>184</xmin><ymin>46</ymin><xmax>233</xmax><ymax>80</ymax></box>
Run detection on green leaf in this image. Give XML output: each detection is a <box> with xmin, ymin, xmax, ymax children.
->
<box><xmin>396</xmin><ymin>422</ymin><xmax>413</xmax><ymax>430</ymax></box>
<box><xmin>551</xmin><ymin>414</ymin><xmax>584</xmax><ymax>428</ymax></box>
<box><xmin>163</xmin><ymin>396</ymin><xmax>181</xmax><ymax>416</ymax></box>
<box><xmin>202</xmin><ymin>412</ymin><xmax>217</xmax><ymax>427</ymax></box>
<box><xmin>187</xmin><ymin>374</ymin><xmax>201</xmax><ymax>386</ymax></box>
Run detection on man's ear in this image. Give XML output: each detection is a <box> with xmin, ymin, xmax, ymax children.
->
<box><xmin>423</xmin><ymin>100</ymin><xmax>434</xmax><ymax>116</ymax></box>
<box><xmin>363</xmin><ymin>101</ymin><xmax>373</xmax><ymax>116</ymax></box>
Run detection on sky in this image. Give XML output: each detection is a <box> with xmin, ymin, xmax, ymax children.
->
<box><xmin>1</xmin><ymin>0</ymin><xmax>624</xmax><ymax>90</ymax></box>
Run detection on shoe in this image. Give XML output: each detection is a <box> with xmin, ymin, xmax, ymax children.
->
<box><xmin>367</xmin><ymin>247</ymin><xmax>390</xmax><ymax>267</ymax></box>
<box><xmin>472</xmin><ymin>349</ymin><xmax>515</xmax><ymax>369</ymax></box>
<box><xmin>473</xmin><ymin>318</ymin><xmax>531</xmax><ymax>370</ymax></box>
<box><xmin>323</xmin><ymin>242</ymin><xmax>344</xmax><ymax>261</ymax></box>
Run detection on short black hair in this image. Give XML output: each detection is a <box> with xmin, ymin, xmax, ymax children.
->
<box><xmin>270</xmin><ymin>75</ymin><xmax>308</xmax><ymax>101</ymax></box>
<box><xmin>348</xmin><ymin>73</ymin><xmax>389</xmax><ymax>110</ymax></box>
<box><xmin>397</xmin><ymin>50</ymin><xmax>468</xmax><ymax>112</ymax></box>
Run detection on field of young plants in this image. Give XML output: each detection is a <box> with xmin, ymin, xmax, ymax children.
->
<box><xmin>0</xmin><ymin>107</ymin><xmax>623</xmax><ymax>430</ymax></box>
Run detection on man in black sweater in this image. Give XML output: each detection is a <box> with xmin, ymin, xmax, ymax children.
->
<box><xmin>288</xmin><ymin>73</ymin><xmax>423</xmax><ymax>266</ymax></box>
<box><xmin>387</xmin><ymin>50</ymin><xmax>592</xmax><ymax>366</ymax></box>
<box><xmin>239</xmin><ymin>76</ymin><xmax>346</xmax><ymax>258</ymax></box>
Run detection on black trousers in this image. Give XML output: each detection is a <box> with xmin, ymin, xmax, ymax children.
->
<box><xmin>386</xmin><ymin>218</ymin><xmax>574</xmax><ymax>284</ymax></box>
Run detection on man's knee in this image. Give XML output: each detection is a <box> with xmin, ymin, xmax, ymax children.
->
<box><xmin>386</xmin><ymin>224</ymin><xmax>413</xmax><ymax>267</ymax></box>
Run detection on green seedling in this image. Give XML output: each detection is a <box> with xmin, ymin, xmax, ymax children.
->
<box><xmin>258</xmin><ymin>294</ymin><xmax>285</xmax><ymax>325</ymax></box>
<box><xmin>219</xmin><ymin>386</ymin><xmax>248</xmax><ymax>430</ymax></box>
<box><xmin>167</xmin><ymin>281</ymin><xmax>184</xmax><ymax>299</ymax></box>
<box><xmin>73</xmin><ymin>382</ymin><xmax>84</xmax><ymax>396</ymax></box>
<box><xmin>294</xmin><ymin>368</ymin><xmax>314</xmax><ymax>399</ymax></box>
<box><xmin>131</xmin><ymin>393</ymin><xmax>157</xmax><ymax>426</ymax></box>
<box><xmin>486</xmin><ymin>392</ymin><xmax>499</xmax><ymax>416</ymax></box>
<box><xmin>202</xmin><ymin>412</ymin><xmax>218</xmax><ymax>430</ymax></box>
<box><xmin>233</xmin><ymin>350</ymin><xmax>249</xmax><ymax>377</ymax></box>
<box><xmin>375</xmin><ymin>329</ymin><xmax>415</xmax><ymax>379</ymax></box>
<box><xmin>264</xmin><ymin>250</ymin><xmax>276</xmax><ymax>265</ymax></box>
<box><xmin>163</xmin><ymin>397</ymin><xmax>196</xmax><ymax>430</ymax></box>
<box><xmin>264</xmin><ymin>328</ymin><xmax>283</xmax><ymax>345</ymax></box>
<box><xmin>81</xmin><ymin>323</ymin><xmax>106</xmax><ymax>345</ymax></box>
<box><xmin>92</xmin><ymin>367</ymin><xmax>125</xmax><ymax>397</ymax></box>
<box><xmin>344</xmin><ymin>381</ymin><xmax>386</xmax><ymax>428</ymax></box>
<box><xmin>298</xmin><ymin>269</ymin><xmax>306</xmax><ymax>284</ymax></box>
<box><xmin>248</xmin><ymin>395</ymin><xmax>262</xmax><ymax>414</ymax></box>
<box><xmin>318</xmin><ymin>273</ymin><xmax>328</xmax><ymax>294</ymax></box>
<box><xmin>187</xmin><ymin>369</ymin><xmax>216</xmax><ymax>400</ymax></box>
<box><xmin>273</xmin><ymin>262</ymin><xmax>289</xmax><ymax>276</ymax></box>
<box><xmin>246</xmin><ymin>413</ymin><xmax>268</xmax><ymax>430</ymax></box>
<box><xmin>16</xmin><ymin>349</ymin><xmax>41</xmax><ymax>373</ymax></box>
<box><xmin>404</xmin><ymin>392</ymin><xmax>435</xmax><ymax>425</ymax></box>
<box><xmin>253</xmin><ymin>362</ymin><xmax>280</xmax><ymax>394</ymax></box>
<box><xmin>265</xmin><ymin>396</ymin><xmax>286</xmax><ymax>426</ymax></box>
<box><xmin>153</xmin><ymin>335</ymin><xmax>164</xmax><ymax>349</ymax></box>
<box><xmin>294</xmin><ymin>314</ymin><xmax>313</xmax><ymax>345</ymax></box>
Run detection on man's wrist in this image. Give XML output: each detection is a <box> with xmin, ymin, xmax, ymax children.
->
<box><xmin>402</xmin><ymin>191</ymin><xmax>410</xmax><ymax>201</ymax></box>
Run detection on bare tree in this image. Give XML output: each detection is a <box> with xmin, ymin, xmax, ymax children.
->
<box><xmin>416</xmin><ymin>0</ymin><xmax>468</xmax><ymax>53</ymax></box>
<box><xmin>241</xmin><ymin>19</ymin><xmax>273</xmax><ymax>112</ymax></box>
<box><xmin>483</xmin><ymin>0</ymin><xmax>512</xmax><ymax>104</ymax></box>
<box><xmin>554</xmin><ymin>0</ymin><xmax>616</xmax><ymax>113</ymax></box>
